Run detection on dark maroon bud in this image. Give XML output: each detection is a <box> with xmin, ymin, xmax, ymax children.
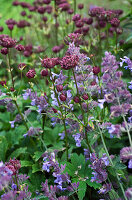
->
<box><xmin>91</xmin><ymin>81</ymin><xmax>97</xmax><ymax>86</ymax></box>
<box><xmin>82</xmin><ymin>26</ymin><xmax>89</xmax><ymax>34</ymax></box>
<box><xmin>78</xmin><ymin>3</ymin><xmax>84</xmax><ymax>9</ymax></box>
<box><xmin>110</xmin><ymin>18</ymin><xmax>120</xmax><ymax>28</ymax></box>
<box><xmin>55</xmin><ymin>23</ymin><xmax>59</xmax><ymax>28</ymax></box>
<box><xmin>93</xmin><ymin>66</ymin><xmax>100</xmax><ymax>75</ymax></box>
<box><xmin>12</xmin><ymin>0</ymin><xmax>19</xmax><ymax>6</ymax></box>
<box><xmin>43</xmin><ymin>0</ymin><xmax>51</xmax><ymax>4</ymax></box>
<box><xmin>21</xmin><ymin>11</ymin><xmax>26</xmax><ymax>16</ymax></box>
<box><xmin>38</xmin><ymin>6</ymin><xmax>46</xmax><ymax>14</ymax></box>
<box><xmin>1</xmin><ymin>48</ymin><xmax>8</xmax><ymax>55</ymax></box>
<box><xmin>15</xmin><ymin>44</ymin><xmax>25</xmax><ymax>51</ymax></box>
<box><xmin>24</xmin><ymin>51</ymin><xmax>32</xmax><ymax>57</ymax></box>
<box><xmin>72</xmin><ymin>14</ymin><xmax>81</xmax><ymax>22</ymax></box>
<box><xmin>99</xmin><ymin>20</ymin><xmax>106</xmax><ymax>28</ymax></box>
<box><xmin>0</xmin><ymin>80</ymin><xmax>6</xmax><ymax>86</ymax></box>
<box><xmin>119</xmin><ymin>40</ymin><xmax>124</xmax><ymax>46</ymax></box>
<box><xmin>10</xmin><ymin>87</ymin><xmax>15</xmax><ymax>92</ymax></box>
<box><xmin>18</xmin><ymin>63</ymin><xmax>26</xmax><ymax>70</ymax></box>
<box><xmin>41</xmin><ymin>69</ymin><xmax>48</xmax><ymax>76</ymax></box>
<box><xmin>26</xmin><ymin>69</ymin><xmax>36</xmax><ymax>78</ymax></box>
<box><xmin>7</xmin><ymin>24</ymin><xmax>14</xmax><ymax>31</ymax></box>
<box><xmin>66</xmin><ymin>19</ymin><xmax>70</xmax><ymax>24</ymax></box>
<box><xmin>29</xmin><ymin>6</ymin><xmax>36</xmax><ymax>12</ymax></box>
<box><xmin>67</xmin><ymin>9</ymin><xmax>73</xmax><ymax>15</ymax></box>
<box><xmin>83</xmin><ymin>17</ymin><xmax>93</xmax><ymax>25</ymax></box>
<box><xmin>42</xmin><ymin>16</ymin><xmax>48</xmax><ymax>22</ymax></box>
<box><xmin>116</xmin><ymin>27</ymin><xmax>123</xmax><ymax>35</ymax></box>
<box><xmin>46</xmin><ymin>78</ymin><xmax>49</xmax><ymax>85</ymax></box>
<box><xmin>75</xmin><ymin>20</ymin><xmax>84</xmax><ymax>28</ymax></box>
<box><xmin>82</xmin><ymin>94</ymin><xmax>89</xmax><ymax>100</ymax></box>
<box><xmin>56</xmin><ymin>84</ymin><xmax>63</xmax><ymax>92</ymax></box>
<box><xmin>74</xmin><ymin>29</ymin><xmax>82</xmax><ymax>34</ymax></box>
<box><xmin>59</xmin><ymin>3</ymin><xmax>70</xmax><ymax>11</ymax></box>
<box><xmin>46</xmin><ymin>5</ymin><xmax>52</xmax><ymax>13</ymax></box>
<box><xmin>74</xmin><ymin>96</ymin><xmax>80</xmax><ymax>103</ymax></box>
<box><xmin>0</xmin><ymin>26</ymin><xmax>4</xmax><ymax>32</ymax></box>
<box><xmin>19</xmin><ymin>36</ymin><xmax>23</xmax><ymax>41</ymax></box>
<box><xmin>60</xmin><ymin>93</ymin><xmax>66</xmax><ymax>101</ymax></box>
<box><xmin>28</xmin><ymin>15</ymin><xmax>32</xmax><ymax>19</ymax></box>
<box><xmin>52</xmin><ymin>107</ymin><xmax>57</xmax><ymax>113</ymax></box>
<box><xmin>52</xmin><ymin>46</ymin><xmax>61</xmax><ymax>53</ymax></box>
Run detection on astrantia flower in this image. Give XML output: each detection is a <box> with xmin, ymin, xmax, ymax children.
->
<box><xmin>26</xmin><ymin>69</ymin><xmax>36</xmax><ymax>78</ymax></box>
<box><xmin>60</xmin><ymin>55</ymin><xmax>79</xmax><ymax>70</ymax></box>
<box><xmin>41</xmin><ymin>57</ymin><xmax>58</xmax><ymax>68</ymax></box>
<box><xmin>0</xmin><ymin>35</ymin><xmax>16</xmax><ymax>48</ymax></box>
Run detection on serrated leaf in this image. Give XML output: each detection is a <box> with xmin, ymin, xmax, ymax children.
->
<box><xmin>78</xmin><ymin>181</ymin><xmax>87</xmax><ymax>200</ymax></box>
<box><xmin>86</xmin><ymin>179</ymin><xmax>101</xmax><ymax>189</ymax></box>
<box><xmin>32</xmin><ymin>163</ymin><xmax>41</xmax><ymax>173</ymax></box>
<box><xmin>9</xmin><ymin>147</ymin><xmax>27</xmax><ymax>159</ymax></box>
<box><xmin>0</xmin><ymin>136</ymin><xmax>8</xmax><ymax>161</ymax></box>
<box><xmin>33</xmin><ymin>151</ymin><xmax>43</xmax><ymax>161</ymax></box>
<box><xmin>21</xmin><ymin>160</ymin><xmax>33</xmax><ymax>167</ymax></box>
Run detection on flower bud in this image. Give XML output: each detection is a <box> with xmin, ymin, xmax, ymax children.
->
<box><xmin>60</xmin><ymin>93</ymin><xmax>66</xmax><ymax>101</ymax></box>
<box><xmin>56</xmin><ymin>84</ymin><xmax>63</xmax><ymax>92</ymax></box>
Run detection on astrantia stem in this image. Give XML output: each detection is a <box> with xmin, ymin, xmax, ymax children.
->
<box><xmin>72</xmin><ymin>68</ymin><xmax>92</xmax><ymax>153</ymax></box>
<box><xmin>8</xmin><ymin>49</ymin><xmax>15</xmax><ymax>89</ymax></box>
<box><xmin>14</xmin><ymin>100</ymin><xmax>28</xmax><ymax>131</ymax></box>
<box><xmin>97</xmin><ymin>122</ymin><xmax>127</xmax><ymax>200</ymax></box>
<box><xmin>50</xmin><ymin>69</ymin><xmax>68</xmax><ymax>161</ymax></box>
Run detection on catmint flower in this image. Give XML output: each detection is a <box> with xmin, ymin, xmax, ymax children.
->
<box><xmin>23</xmin><ymin>127</ymin><xmax>41</xmax><ymax>137</ymax></box>
<box><xmin>128</xmin><ymin>81</ymin><xmax>132</xmax><ymax>90</ymax></box>
<box><xmin>125</xmin><ymin>188</ymin><xmax>132</xmax><ymax>199</ymax></box>
<box><xmin>120</xmin><ymin>147</ymin><xmax>132</xmax><ymax>162</ymax></box>
<box><xmin>120</xmin><ymin>56</ymin><xmax>132</xmax><ymax>72</ymax></box>
<box><xmin>128</xmin><ymin>159</ymin><xmax>132</xmax><ymax>169</ymax></box>
<box><xmin>73</xmin><ymin>133</ymin><xmax>81</xmax><ymax>147</ymax></box>
<box><xmin>98</xmin><ymin>183</ymin><xmax>112</xmax><ymax>194</ymax></box>
<box><xmin>98</xmin><ymin>99</ymin><xmax>106</xmax><ymax>109</ymax></box>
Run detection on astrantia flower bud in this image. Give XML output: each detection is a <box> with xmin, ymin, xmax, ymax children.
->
<box><xmin>78</xmin><ymin>4</ymin><xmax>84</xmax><ymax>9</ymax></box>
<box><xmin>93</xmin><ymin>66</ymin><xmax>100</xmax><ymax>75</ymax></box>
<box><xmin>56</xmin><ymin>84</ymin><xmax>63</xmax><ymax>92</ymax></box>
<box><xmin>52</xmin><ymin>107</ymin><xmax>57</xmax><ymax>113</ymax></box>
<box><xmin>26</xmin><ymin>69</ymin><xmax>36</xmax><ymax>78</ymax></box>
<box><xmin>60</xmin><ymin>93</ymin><xmax>66</xmax><ymax>101</ymax></box>
<box><xmin>15</xmin><ymin>44</ymin><xmax>25</xmax><ymax>51</ymax></box>
<box><xmin>110</xmin><ymin>18</ymin><xmax>120</xmax><ymax>27</ymax></box>
<box><xmin>0</xmin><ymin>80</ymin><xmax>6</xmax><ymax>86</ymax></box>
<box><xmin>41</xmin><ymin>57</ymin><xmax>58</xmax><ymax>68</ymax></box>
<box><xmin>18</xmin><ymin>63</ymin><xmax>26</xmax><ymax>70</ymax></box>
<box><xmin>1</xmin><ymin>47</ymin><xmax>8</xmax><ymax>55</ymax></box>
<box><xmin>7</xmin><ymin>24</ymin><xmax>14</xmax><ymax>31</ymax></box>
<box><xmin>74</xmin><ymin>96</ymin><xmax>80</xmax><ymax>103</ymax></box>
<box><xmin>41</xmin><ymin>69</ymin><xmax>48</xmax><ymax>76</ymax></box>
<box><xmin>72</xmin><ymin>14</ymin><xmax>81</xmax><ymax>22</ymax></box>
<box><xmin>82</xmin><ymin>94</ymin><xmax>88</xmax><ymax>100</ymax></box>
<box><xmin>60</xmin><ymin>55</ymin><xmax>79</xmax><ymax>70</ymax></box>
<box><xmin>0</xmin><ymin>26</ymin><xmax>4</xmax><ymax>32</ymax></box>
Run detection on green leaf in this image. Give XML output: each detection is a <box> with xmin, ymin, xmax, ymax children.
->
<box><xmin>32</xmin><ymin>163</ymin><xmax>41</xmax><ymax>173</ymax></box>
<box><xmin>0</xmin><ymin>136</ymin><xmax>8</xmax><ymax>161</ymax></box>
<box><xmin>78</xmin><ymin>181</ymin><xmax>87</xmax><ymax>200</ymax></box>
<box><xmin>33</xmin><ymin>151</ymin><xmax>43</xmax><ymax>161</ymax></box>
<box><xmin>21</xmin><ymin>160</ymin><xmax>33</xmax><ymax>167</ymax></box>
<box><xmin>9</xmin><ymin>147</ymin><xmax>27</xmax><ymax>159</ymax></box>
<box><xmin>109</xmin><ymin>189</ymin><xmax>119</xmax><ymax>200</ymax></box>
<box><xmin>86</xmin><ymin>179</ymin><xmax>101</xmax><ymax>189</ymax></box>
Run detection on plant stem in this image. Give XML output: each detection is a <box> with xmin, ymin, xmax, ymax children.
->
<box><xmin>72</xmin><ymin>69</ymin><xmax>92</xmax><ymax>153</ymax></box>
<box><xmin>50</xmin><ymin>69</ymin><xmax>68</xmax><ymax>161</ymax></box>
<box><xmin>73</xmin><ymin>0</ymin><xmax>76</xmax><ymax>15</ymax></box>
<box><xmin>42</xmin><ymin>112</ymin><xmax>46</xmax><ymax>140</ymax></box>
<box><xmin>116</xmin><ymin>95</ymin><xmax>132</xmax><ymax>147</ymax></box>
<box><xmin>8</xmin><ymin>49</ymin><xmax>15</xmax><ymax>89</ymax></box>
<box><xmin>97</xmin><ymin>122</ymin><xmax>127</xmax><ymax>200</ymax></box>
<box><xmin>14</xmin><ymin>100</ymin><xmax>28</xmax><ymax>131</ymax></box>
